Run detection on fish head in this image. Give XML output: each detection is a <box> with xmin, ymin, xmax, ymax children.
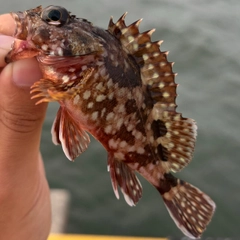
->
<box><xmin>6</xmin><ymin>5</ymin><xmax>103</xmax><ymax>62</ymax></box>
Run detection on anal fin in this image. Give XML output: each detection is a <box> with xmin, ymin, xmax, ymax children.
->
<box><xmin>108</xmin><ymin>155</ymin><xmax>142</xmax><ymax>206</ymax></box>
<box><xmin>51</xmin><ymin>107</ymin><xmax>90</xmax><ymax>161</ymax></box>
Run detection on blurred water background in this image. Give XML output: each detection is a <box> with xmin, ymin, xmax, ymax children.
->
<box><xmin>0</xmin><ymin>0</ymin><xmax>239</xmax><ymax>238</ymax></box>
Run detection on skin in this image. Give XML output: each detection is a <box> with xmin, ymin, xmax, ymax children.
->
<box><xmin>0</xmin><ymin>14</ymin><xmax>51</xmax><ymax>239</ymax></box>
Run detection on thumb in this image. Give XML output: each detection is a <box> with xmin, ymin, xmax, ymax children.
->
<box><xmin>0</xmin><ymin>51</ymin><xmax>47</xmax><ymax>162</ymax></box>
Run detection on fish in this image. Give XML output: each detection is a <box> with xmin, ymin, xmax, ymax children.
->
<box><xmin>5</xmin><ymin>5</ymin><xmax>216</xmax><ymax>238</ymax></box>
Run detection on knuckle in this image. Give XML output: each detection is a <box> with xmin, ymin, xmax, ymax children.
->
<box><xmin>0</xmin><ymin>106</ymin><xmax>43</xmax><ymax>134</ymax></box>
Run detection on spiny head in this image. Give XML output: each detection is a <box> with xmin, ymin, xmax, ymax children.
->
<box><xmin>7</xmin><ymin>5</ymin><xmax>103</xmax><ymax>59</ymax></box>
<box><xmin>6</xmin><ymin>5</ymin><xmax>106</xmax><ymax>103</ymax></box>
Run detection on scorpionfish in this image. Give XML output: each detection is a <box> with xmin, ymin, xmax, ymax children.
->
<box><xmin>6</xmin><ymin>5</ymin><xmax>216</xmax><ymax>238</ymax></box>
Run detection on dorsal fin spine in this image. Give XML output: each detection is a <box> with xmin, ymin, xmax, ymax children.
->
<box><xmin>108</xmin><ymin>14</ymin><xmax>178</xmax><ymax>113</ymax></box>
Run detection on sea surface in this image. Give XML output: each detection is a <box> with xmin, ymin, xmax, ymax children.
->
<box><xmin>0</xmin><ymin>0</ymin><xmax>239</xmax><ymax>238</ymax></box>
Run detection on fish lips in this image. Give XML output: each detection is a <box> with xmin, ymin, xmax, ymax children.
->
<box><xmin>5</xmin><ymin>39</ymin><xmax>39</xmax><ymax>63</ymax></box>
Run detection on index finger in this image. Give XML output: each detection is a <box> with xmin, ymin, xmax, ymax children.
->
<box><xmin>0</xmin><ymin>14</ymin><xmax>15</xmax><ymax>36</ymax></box>
<box><xmin>0</xmin><ymin>14</ymin><xmax>15</xmax><ymax>67</ymax></box>
<box><xmin>0</xmin><ymin>35</ymin><xmax>14</xmax><ymax>67</ymax></box>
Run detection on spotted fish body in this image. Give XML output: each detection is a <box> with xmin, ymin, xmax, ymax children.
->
<box><xmin>6</xmin><ymin>5</ymin><xmax>216</xmax><ymax>238</ymax></box>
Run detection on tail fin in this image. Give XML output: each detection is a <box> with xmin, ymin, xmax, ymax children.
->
<box><xmin>157</xmin><ymin>173</ymin><xmax>216</xmax><ymax>239</ymax></box>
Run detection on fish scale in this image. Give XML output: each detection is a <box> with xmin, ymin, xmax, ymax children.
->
<box><xmin>5</xmin><ymin>5</ymin><xmax>216</xmax><ymax>238</ymax></box>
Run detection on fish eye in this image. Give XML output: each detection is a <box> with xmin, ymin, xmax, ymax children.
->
<box><xmin>48</xmin><ymin>9</ymin><xmax>61</xmax><ymax>21</ymax></box>
<box><xmin>41</xmin><ymin>6</ymin><xmax>69</xmax><ymax>26</ymax></box>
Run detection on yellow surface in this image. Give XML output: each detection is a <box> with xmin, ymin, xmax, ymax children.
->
<box><xmin>48</xmin><ymin>234</ymin><xmax>167</xmax><ymax>240</ymax></box>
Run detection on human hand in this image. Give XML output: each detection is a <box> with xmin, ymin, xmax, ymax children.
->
<box><xmin>0</xmin><ymin>14</ymin><xmax>51</xmax><ymax>239</ymax></box>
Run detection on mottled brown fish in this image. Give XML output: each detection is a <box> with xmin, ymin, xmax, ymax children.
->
<box><xmin>5</xmin><ymin>5</ymin><xmax>216</xmax><ymax>238</ymax></box>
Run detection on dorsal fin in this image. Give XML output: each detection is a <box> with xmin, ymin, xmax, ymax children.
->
<box><xmin>108</xmin><ymin>13</ymin><xmax>177</xmax><ymax>110</ymax></box>
<box><xmin>108</xmin><ymin>14</ymin><xmax>197</xmax><ymax>172</ymax></box>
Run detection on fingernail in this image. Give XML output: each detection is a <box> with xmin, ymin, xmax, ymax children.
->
<box><xmin>12</xmin><ymin>58</ymin><xmax>42</xmax><ymax>87</ymax></box>
<box><xmin>0</xmin><ymin>35</ymin><xmax>14</xmax><ymax>50</ymax></box>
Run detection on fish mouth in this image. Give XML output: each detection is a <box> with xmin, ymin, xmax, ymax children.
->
<box><xmin>6</xmin><ymin>7</ymin><xmax>43</xmax><ymax>63</ymax></box>
<box><xmin>5</xmin><ymin>12</ymin><xmax>39</xmax><ymax>64</ymax></box>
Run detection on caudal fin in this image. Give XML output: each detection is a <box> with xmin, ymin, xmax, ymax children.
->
<box><xmin>158</xmin><ymin>174</ymin><xmax>216</xmax><ymax>239</ymax></box>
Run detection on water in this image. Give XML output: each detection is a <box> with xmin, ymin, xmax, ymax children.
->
<box><xmin>0</xmin><ymin>0</ymin><xmax>239</xmax><ymax>238</ymax></box>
